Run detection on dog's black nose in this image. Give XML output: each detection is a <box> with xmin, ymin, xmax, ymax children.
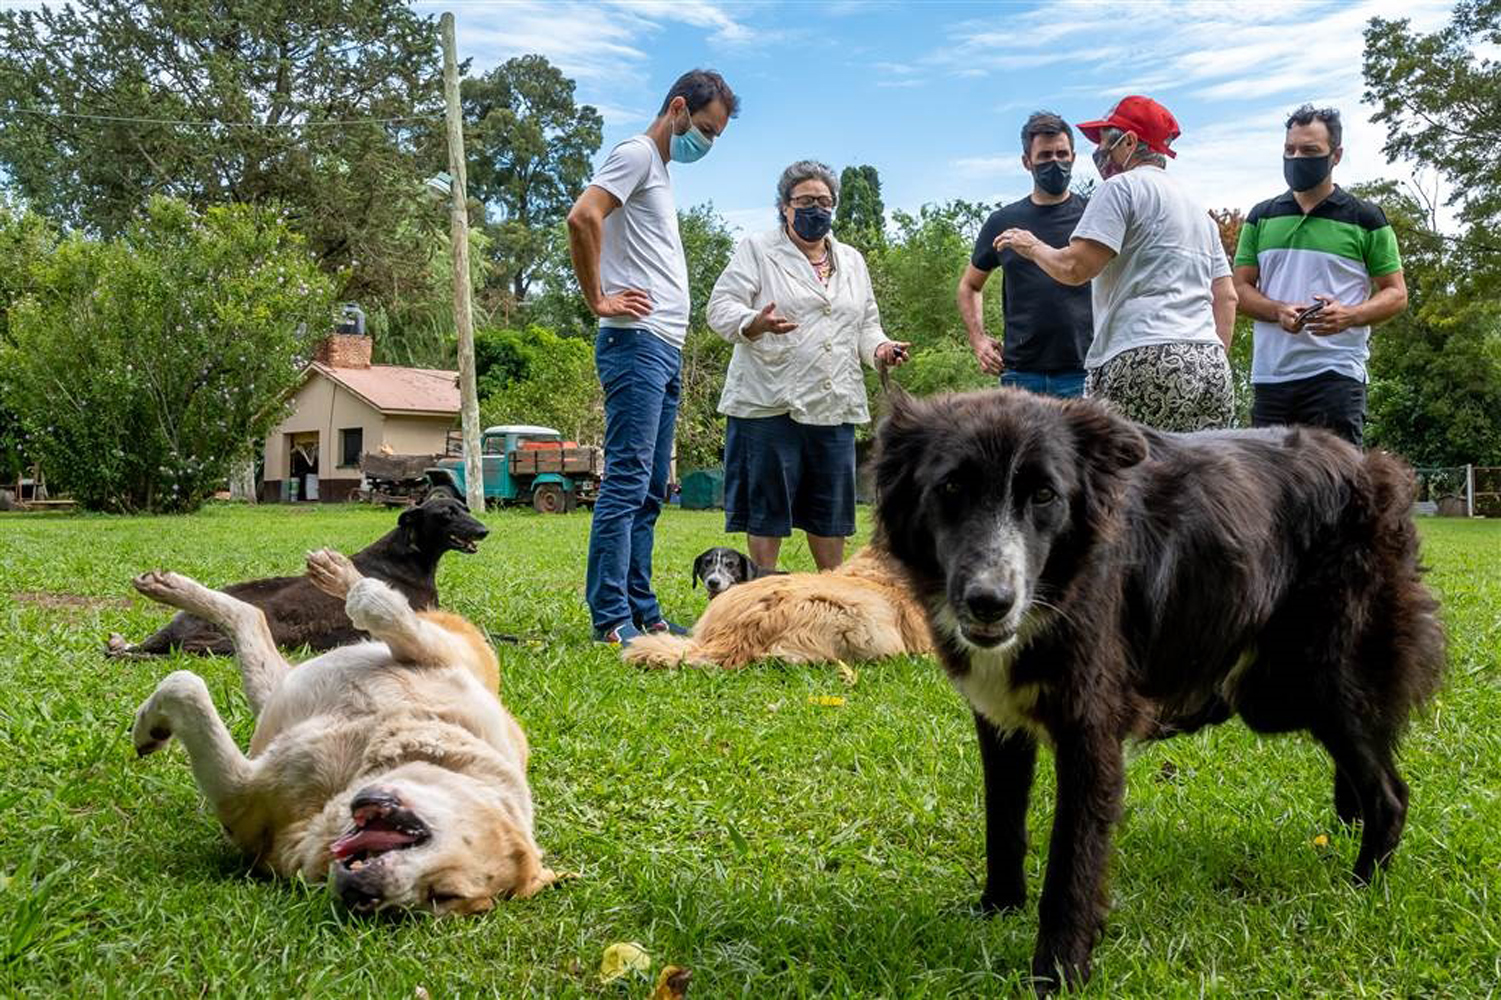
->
<box><xmin>472</xmin><ymin>523</ymin><xmax>490</xmax><ymax>538</ymax></box>
<box><xmin>963</xmin><ymin>584</ymin><xmax>1016</xmax><ymax>624</ymax></box>
<box><xmin>351</xmin><ymin>788</ymin><xmax>402</xmax><ymax>812</ymax></box>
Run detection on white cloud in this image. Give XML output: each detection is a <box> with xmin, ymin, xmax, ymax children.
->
<box><xmin>908</xmin><ymin>0</ymin><xmax>1460</xmax><ymax>225</ymax></box>
<box><xmin>951</xmin><ymin>154</ymin><xmax>1023</xmax><ymax>177</ymax></box>
<box><xmin>420</xmin><ymin>0</ymin><xmax>753</xmax><ymax>81</ymax></box>
<box><xmin>588</xmin><ymin>103</ymin><xmax>652</xmax><ymax>128</ymax></box>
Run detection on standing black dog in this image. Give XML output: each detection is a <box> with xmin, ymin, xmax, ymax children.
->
<box><xmin>108</xmin><ymin>496</ymin><xmax>489</xmax><ymax>656</ymax></box>
<box><xmin>872</xmin><ymin>388</ymin><xmax>1444</xmax><ymax>990</ymax></box>
<box><xmin>691</xmin><ymin>546</ymin><xmax>783</xmax><ymax>599</ymax></box>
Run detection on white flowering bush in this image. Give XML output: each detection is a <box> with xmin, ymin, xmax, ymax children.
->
<box><xmin>2</xmin><ymin>197</ymin><xmax>336</xmax><ymax>512</ymax></box>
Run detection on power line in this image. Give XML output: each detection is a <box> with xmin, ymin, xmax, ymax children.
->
<box><xmin>4</xmin><ymin>107</ymin><xmax>443</xmax><ymax>128</ymax></box>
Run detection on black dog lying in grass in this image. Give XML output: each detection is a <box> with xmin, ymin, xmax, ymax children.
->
<box><xmin>872</xmin><ymin>387</ymin><xmax>1445</xmax><ymax>991</ymax></box>
<box><xmin>108</xmin><ymin>496</ymin><xmax>488</xmax><ymax>656</ymax></box>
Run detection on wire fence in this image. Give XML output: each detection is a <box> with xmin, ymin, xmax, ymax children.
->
<box><xmin>1413</xmin><ymin>465</ymin><xmax>1499</xmax><ymax>518</ymax></box>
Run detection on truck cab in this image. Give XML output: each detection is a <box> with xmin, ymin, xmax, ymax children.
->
<box><xmin>424</xmin><ymin>425</ymin><xmax>601</xmax><ymax>513</ymax></box>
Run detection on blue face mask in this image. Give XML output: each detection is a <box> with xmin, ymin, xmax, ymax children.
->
<box><xmin>670</xmin><ymin>113</ymin><xmax>713</xmax><ymax>164</ymax></box>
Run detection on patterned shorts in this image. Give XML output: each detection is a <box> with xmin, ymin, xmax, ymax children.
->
<box><xmin>1085</xmin><ymin>342</ymin><xmax>1235</xmax><ymax>432</ymax></box>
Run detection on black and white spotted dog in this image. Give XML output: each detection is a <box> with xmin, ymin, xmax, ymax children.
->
<box><xmin>690</xmin><ymin>547</ymin><xmax>783</xmax><ymax>599</ymax></box>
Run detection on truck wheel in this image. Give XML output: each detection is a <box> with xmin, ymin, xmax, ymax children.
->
<box><xmin>532</xmin><ymin>483</ymin><xmax>566</xmax><ymax>514</ymax></box>
<box><xmin>425</xmin><ymin>484</ymin><xmax>459</xmax><ymax>503</ymax></box>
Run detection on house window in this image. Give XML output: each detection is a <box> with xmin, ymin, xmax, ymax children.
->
<box><xmin>339</xmin><ymin>428</ymin><xmax>363</xmax><ymax>468</ymax></box>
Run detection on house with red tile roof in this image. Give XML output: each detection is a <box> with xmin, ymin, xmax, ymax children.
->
<box><xmin>260</xmin><ymin>333</ymin><xmax>459</xmax><ymax>502</ymax></box>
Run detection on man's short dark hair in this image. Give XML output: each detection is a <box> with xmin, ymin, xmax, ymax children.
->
<box><xmin>1020</xmin><ymin>111</ymin><xmax>1073</xmax><ymax>155</ymax></box>
<box><xmin>659</xmin><ymin>69</ymin><xmax>740</xmax><ymax>119</ymax></box>
<box><xmin>1286</xmin><ymin>104</ymin><xmax>1342</xmax><ymax>149</ymax></box>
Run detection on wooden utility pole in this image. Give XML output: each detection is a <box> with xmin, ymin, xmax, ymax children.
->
<box><xmin>441</xmin><ymin>11</ymin><xmax>484</xmax><ymax>513</ymax></box>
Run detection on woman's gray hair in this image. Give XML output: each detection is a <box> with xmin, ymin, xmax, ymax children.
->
<box><xmin>776</xmin><ymin>160</ymin><xmax>840</xmax><ymax>220</ymax></box>
<box><xmin>1101</xmin><ymin>126</ymin><xmax>1167</xmax><ymax>168</ymax></box>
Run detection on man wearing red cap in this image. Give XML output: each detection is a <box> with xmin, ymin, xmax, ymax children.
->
<box><xmin>995</xmin><ymin>96</ymin><xmax>1239</xmax><ymax>432</ymax></box>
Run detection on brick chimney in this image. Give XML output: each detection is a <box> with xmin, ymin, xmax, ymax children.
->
<box><xmin>314</xmin><ymin>333</ymin><xmax>372</xmax><ymax>368</ymax></box>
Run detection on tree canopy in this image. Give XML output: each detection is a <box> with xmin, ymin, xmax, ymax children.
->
<box><xmin>836</xmin><ymin>164</ymin><xmax>886</xmax><ymax>253</ymax></box>
<box><xmin>461</xmin><ymin>54</ymin><xmax>603</xmax><ymax>309</ymax></box>
<box><xmin>0</xmin><ymin>0</ymin><xmax>443</xmax><ymax>310</ymax></box>
<box><xmin>0</xmin><ymin>198</ymin><xmax>335</xmax><ymax>512</ymax></box>
<box><xmin>1365</xmin><ymin>1</ymin><xmax>1501</xmax><ymax>295</ymax></box>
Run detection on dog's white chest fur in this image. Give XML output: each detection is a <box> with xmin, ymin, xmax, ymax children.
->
<box><xmin>936</xmin><ymin>605</ymin><xmax>1046</xmax><ymax>739</ymax></box>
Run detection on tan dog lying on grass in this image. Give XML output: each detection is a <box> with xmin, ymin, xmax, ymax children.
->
<box><xmin>625</xmin><ymin>546</ymin><xmax>933</xmax><ymax>669</ymax></box>
<box><xmin>130</xmin><ymin>548</ymin><xmax>553</xmax><ymax>915</ymax></box>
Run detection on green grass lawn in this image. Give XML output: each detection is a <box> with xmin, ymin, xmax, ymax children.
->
<box><xmin>1</xmin><ymin>504</ymin><xmax>1498</xmax><ymax>997</ymax></box>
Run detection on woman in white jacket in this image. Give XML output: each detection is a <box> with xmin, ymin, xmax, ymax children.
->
<box><xmin>706</xmin><ymin>160</ymin><xmax>910</xmax><ymax>572</ymax></box>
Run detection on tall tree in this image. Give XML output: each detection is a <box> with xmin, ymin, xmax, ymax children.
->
<box><xmin>868</xmin><ymin>199</ymin><xmax>993</xmax><ymax>347</ymax></box>
<box><xmin>461</xmin><ymin>54</ymin><xmax>603</xmax><ymax>308</ymax></box>
<box><xmin>0</xmin><ymin>0</ymin><xmax>443</xmax><ymax>309</ymax></box>
<box><xmin>836</xmin><ymin>164</ymin><xmax>886</xmax><ymax>252</ymax></box>
<box><xmin>1364</xmin><ymin>2</ymin><xmax>1501</xmax><ymax>293</ymax></box>
<box><xmin>1350</xmin><ymin>180</ymin><xmax>1501</xmax><ymax>465</ymax></box>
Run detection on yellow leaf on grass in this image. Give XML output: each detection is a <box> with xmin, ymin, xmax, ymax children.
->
<box><xmin>651</xmin><ymin>965</ymin><xmax>693</xmax><ymax>1000</ymax></box>
<box><xmin>836</xmin><ymin>661</ymin><xmax>858</xmax><ymax>687</ymax></box>
<box><xmin>1312</xmin><ymin>834</ymin><xmax>1330</xmax><ymax>848</ymax></box>
<box><xmin>599</xmin><ymin>941</ymin><xmax>651</xmax><ymax>984</ymax></box>
<box><xmin>808</xmin><ymin>695</ymin><xmax>846</xmax><ymax>707</ymax></box>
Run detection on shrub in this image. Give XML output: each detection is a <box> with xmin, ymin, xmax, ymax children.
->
<box><xmin>1</xmin><ymin>197</ymin><xmax>336</xmax><ymax>512</ymax></box>
<box><xmin>476</xmin><ymin>325</ymin><xmax>601</xmax><ymax>444</ymax></box>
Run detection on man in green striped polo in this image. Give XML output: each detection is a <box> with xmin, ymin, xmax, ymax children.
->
<box><xmin>1232</xmin><ymin>105</ymin><xmax>1408</xmax><ymax>446</ymax></box>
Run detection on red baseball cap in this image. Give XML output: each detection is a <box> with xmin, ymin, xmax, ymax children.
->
<box><xmin>1077</xmin><ymin>96</ymin><xmax>1180</xmax><ymax>158</ymax></box>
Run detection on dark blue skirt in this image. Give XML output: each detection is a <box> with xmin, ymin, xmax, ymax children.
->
<box><xmin>723</xmin><ymin>414</ymin><xmax>856</xmax><ymax>538</ymax></box>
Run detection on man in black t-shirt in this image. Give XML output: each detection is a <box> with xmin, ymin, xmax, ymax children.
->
<box><xmin>957</xmin><ymin>111</ymin><xmax>1094</xmax><ymax>397</ymax></box>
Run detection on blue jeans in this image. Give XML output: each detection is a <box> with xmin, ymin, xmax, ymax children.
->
<box><xmin>1001</xmin><ymin>368</ymin><xmax>1086</xmax><ymax>398</ymax></box>
<box><xmin>586</xmin><ymin>328</ymin><xmax>682</xmax><ymax>630</ymax></box>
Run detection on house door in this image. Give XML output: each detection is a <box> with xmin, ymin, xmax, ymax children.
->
<box><xmin>289</xmin><ymin>432</ymin><xmax>319</xmax><ymax>502</ymax></box>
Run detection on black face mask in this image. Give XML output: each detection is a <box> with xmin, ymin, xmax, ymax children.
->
<box><xmin>791</xmin><ymin>205</ymin><xmax>833</xmax><ymax>242</ymax></box>
<box><xmin>1284</xmin><ymin>154</ymin><xmax>1332</xmax><ymax>192</ymax></box>
<box><xmin>1032</xmin><ymin>159</ymin><xmax>1072</xmax><ymax>196</ymax></box>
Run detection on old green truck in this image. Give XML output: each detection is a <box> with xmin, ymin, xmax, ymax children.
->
<box><xmin>422</xmin><ymin>425</ymin><xmax>602</xmax><ymax>513</ymax></box>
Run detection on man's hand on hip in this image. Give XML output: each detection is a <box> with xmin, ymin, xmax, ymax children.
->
<box><xmin>591</xmin><ymin>289</ymin><xmax>654</xmax><ymax>319</ymax></box>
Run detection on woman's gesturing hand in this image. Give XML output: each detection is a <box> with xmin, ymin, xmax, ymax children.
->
<box><xmin>746</xmin><ymin>302</ymin><xmax>799</xmax><ymax>339</ymax></box>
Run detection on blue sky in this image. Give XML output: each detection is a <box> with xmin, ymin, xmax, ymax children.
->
<box><xmin>421</xmin><ymin>0</ymin><xmax>1458</xmax><ymax>234</ymax></box>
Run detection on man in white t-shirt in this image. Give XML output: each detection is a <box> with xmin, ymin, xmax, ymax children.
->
<box><xmin>995</xmin><ymin>96</ymin><xmax>1240</xmax><ymax>432</ymax></box>
<box><xmin>566</xmin><ymin>69</ymin><xmax>738</xmax><ymax>644</ymax></box>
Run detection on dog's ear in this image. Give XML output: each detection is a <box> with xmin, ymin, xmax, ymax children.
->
<box><xmin>505</xmin><ymin>839</ymin><xmax>555</xmax><ymax>900</ymax></box>
<box><xmin>398</xmin><ymin>504</ymin><xmax>421</xmax><ymax>528</ymax></box>
<box><xmin>871</xmin><ymin>393</ymin><xmax>931</xmax><ymax>562</ymax></box>
<box><xmin>1063</xmin><ymin>398</ymin><xmax>1148</xmax><ymax>475</ymax></box>
<box><xmin>736</xmin><ymin>550</ymin><xmax>756</xmax><ymax>581</ymax></box>
<box><xmin>691</xmin><ymin>552</ymin><xmax>707</xmax><ymax>588</ymax></box>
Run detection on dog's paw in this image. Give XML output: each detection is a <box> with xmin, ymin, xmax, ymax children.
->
<box><xmin>104</xmin><ymin>633</ymin><xmax>143</xmax><ymax>659</ymax></box>
<box><xmin>132</xmin><ymin>697</ymin><xmax>174</xmax><ymax>757</ymax></box>
<box><xmin>131</xmin><ymin>671</ymin><xmax>206</xmax><ymax>757</ymax></box>
<box><xmin>977</xmin><ymin>887</ymin><xmax>1026</xmax><ymax>915</ymax></box>
<box><xmin>305</xmin><ymin>548</ymin><xmax>361</xmax><ymax>599</ymax></box>
<box><xmin>1031</xmin><ymin>938</ymin><xmax>1093</xmax><ymax>994</ymax></box>
<box><xmin>132</xmin><ymin>570</ymin><xmax>200</xmax><ymax>608</ymax></box>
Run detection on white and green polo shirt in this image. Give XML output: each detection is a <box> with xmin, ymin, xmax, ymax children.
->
<box><xmin>1234</xmin><ymin>186</ymin><xmax>1402</xmax><ymax>384</ymax></box>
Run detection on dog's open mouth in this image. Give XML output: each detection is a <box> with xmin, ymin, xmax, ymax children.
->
<box><xmin>331</xmin><ymin>799</ymin><xmax>431</xmax><ymax>870</ymax></box>
<box><xmin>448</xmin><ymin>534</ymin><xmax>481</xmax><ymax>554</ymax></box>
